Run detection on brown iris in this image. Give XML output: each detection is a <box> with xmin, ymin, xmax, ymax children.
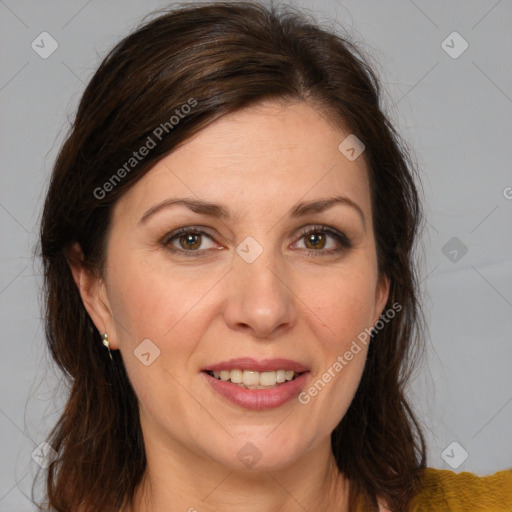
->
<box><xmin>304</xmin><ymin>231</ymin><xmax>326</xmax><ymax>250</ymax></box>
<box><xmin>178</xmin><ymin>232</ymin><xmax>202</xmax><ymax>250</ymax></box>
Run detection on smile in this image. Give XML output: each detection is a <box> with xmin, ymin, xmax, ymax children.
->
<box><xmin>201</xmin><ymin>358</ymin><xmax>310</xmax><ymax>410</ymax></box>
<box><xmin>206</xmin><ymin>369</ymin><xmax>302</xmax><ymax>388</ymax></box>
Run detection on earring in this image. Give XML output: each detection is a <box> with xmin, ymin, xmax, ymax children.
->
<box><xmin>102</xmin><ymin>332</ymin><xmax>113</xmax><ymax>360</ymax></box>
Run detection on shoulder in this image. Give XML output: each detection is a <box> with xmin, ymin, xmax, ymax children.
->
<box><xmin>409</xmin><ymin>467</ymin><xmax>512</xmax><ymax>512</ymax></box>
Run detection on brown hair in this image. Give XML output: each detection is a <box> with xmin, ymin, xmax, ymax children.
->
<box><xmin>38</xmin><ymin>2</ymin><xmax>426</xmax><ymax>511</ymax></box>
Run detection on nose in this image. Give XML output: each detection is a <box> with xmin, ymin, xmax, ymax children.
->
<box><xmin>222</xmin><ymin>249</ymin><xmax>297</xmax><ymax>339</ymax></box>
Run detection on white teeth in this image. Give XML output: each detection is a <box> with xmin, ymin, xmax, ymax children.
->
<box><xmin>242</xmin><ymin>370</ymin><xmax>260</xmax><ymax>386</ymax></box>
<box><xmin>259</xmin><ymin>371</ymin><xmax>276</xmax><ymax>386</ymax></box>
<box><xmin>209</xmin><ymin>369</ymin><xmax>300</xmax><ymax>387</ymax></box>
<box><xmin>230</xmin><ymin>369</ymin><xmax>243</xmax><ymax>383</ymax></box>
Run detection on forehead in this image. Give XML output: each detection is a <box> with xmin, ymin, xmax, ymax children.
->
<box><xmin>114</xmin><ymin>100</ymin><xmax>372</xmax><ymax>224</ymax></box>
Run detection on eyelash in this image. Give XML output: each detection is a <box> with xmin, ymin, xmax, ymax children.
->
<box><xmin>161</xmin><ymin>225</ymin><xmax>352</xmax><ymax>258</ymax></box>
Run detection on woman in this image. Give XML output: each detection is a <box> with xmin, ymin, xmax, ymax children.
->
<box><xmin>38</xmin><ymin>2</ymin><xmax>512</xmax><ymax>511</ymax></box>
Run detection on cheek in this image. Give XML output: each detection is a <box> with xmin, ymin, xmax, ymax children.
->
<box><xmin>296</xmin><ymin>337</ymin><xmax>369</xmax><ymax>445</ymax></box>
<box><xmin>105</xmin><ymin>265</ymin><xmax>207</xmax><ymax>429</ymax></box>
<box><xmin>294</xmin><ymin>264</ymin><xmax>379</xmax><ymax>350</ymax></box>
<box><xmin>105</xmin><ymin>255</ymin><xmax>225</xmax><ymax>400</ymax></box>
<box><xmin>107</xmin><ymin>252</ymin><xmax>223</xmax><ymax>346</ymax></box>
<box><xmin>291</xmin><ymin>265</ymin><xmax>377</xmax><ymax>425</ymax></box>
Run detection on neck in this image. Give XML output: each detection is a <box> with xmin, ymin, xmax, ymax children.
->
<box><xmin>128</xmin><ymin>437</ymin><xmax>349</xmax><ymax>512</ymax></box>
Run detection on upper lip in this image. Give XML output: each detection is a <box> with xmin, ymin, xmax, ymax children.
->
<box><xmin>203</xmin><ymin>357</ymin><xmax>309</xmax><ymax>373</ymax></box>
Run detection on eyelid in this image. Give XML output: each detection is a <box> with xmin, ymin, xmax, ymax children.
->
<box><xmin>161</xmin><ymin>225</ymin><xmax>216</xmax><ymax>245</ymax></box>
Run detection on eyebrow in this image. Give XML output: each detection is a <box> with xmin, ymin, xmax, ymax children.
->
<box><xmin>138</xmin><ymin>195</ymin><xmax>366</xmax><ymax>229</ymax></box>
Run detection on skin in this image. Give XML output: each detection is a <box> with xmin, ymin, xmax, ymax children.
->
<box><xmin>70</xmin><ymin>100</ymin><xmax>390</xmax><ymax>512</ymax></box>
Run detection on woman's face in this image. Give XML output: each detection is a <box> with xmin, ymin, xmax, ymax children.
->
<box><xmin>86</xmin><ymin>100</ymin><xmax>389</xmax><ymax>472</ymax></box>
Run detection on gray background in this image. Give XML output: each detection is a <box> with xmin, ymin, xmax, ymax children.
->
<box><xmin>1</xmin><ymin>0</ymin><xmax>511</xmax><ymax>510</ymax></box>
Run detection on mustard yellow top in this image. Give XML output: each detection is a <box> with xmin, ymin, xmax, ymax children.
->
<box><xmin>409</xmin><ymin>468</ymin><xmax>512</xmax><ymax>511</ymax></box>
<box><xmin>357</xmin><ymin>467</ymin><xmax>512</xmax><ymax>511</ymax></box>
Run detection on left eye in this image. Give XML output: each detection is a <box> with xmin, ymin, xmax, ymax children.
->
<box><xmin>294</xmin><ymin>229</ymin><xmax>340</xmax><ymax>251</ymax></box>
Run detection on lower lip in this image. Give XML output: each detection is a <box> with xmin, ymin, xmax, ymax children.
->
<box><xmin>202</xmin><ymin>371</ymin><xmax>309</xmax><ymax>410</ymax></box>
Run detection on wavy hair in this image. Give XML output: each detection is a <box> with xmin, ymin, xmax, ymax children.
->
<box><xmin>38</xmin><ymin>2</ymin><xmax>426</xmax><ymax>511</ymax></box>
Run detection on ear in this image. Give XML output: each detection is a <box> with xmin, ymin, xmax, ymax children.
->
<box><xmin>66</xmin><ymin>242</ymin><xmax>118</xmax><ymax>350</ymax></box>
<box><xmin>372</xmin><ymin>273</ymin><xmax>390</xmax><ymax>327</ymax></box>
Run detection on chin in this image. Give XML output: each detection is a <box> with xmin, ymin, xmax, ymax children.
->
<box><xmin>209</xmin><ymin>432</ymin><xmax>309</xmax><ymax>473</ymax></box>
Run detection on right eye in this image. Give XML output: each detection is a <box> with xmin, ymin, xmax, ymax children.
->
<box><xmin>162</xmin><ymin>227</ymin><xmax>221</xmax><ymax>257</ymax></box>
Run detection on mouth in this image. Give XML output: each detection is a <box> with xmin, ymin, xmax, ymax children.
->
<box><xmin>203</xmin><ymin>369</ymin><xmax>305</xmax><ymax>389</ymax></box>
<box><xmin>201</xmin><ymin>358</ymin><xmax>310</xmax><ymax>410</ymax></box>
